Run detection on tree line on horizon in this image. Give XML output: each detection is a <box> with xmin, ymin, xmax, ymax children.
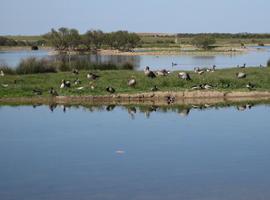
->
<box><xmin>44</xmin><ymin>28</ymin><xmax>141</xmax><ymax>52</ymax></box>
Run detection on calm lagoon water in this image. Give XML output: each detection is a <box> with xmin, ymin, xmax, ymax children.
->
<box><xmin>0</xmin><ymin>46</ymin><xmax>269</xmax><ymax>70</ymax></box>
<box><xmin>0</xmin><ymin>104</ymin><xmax>270</xmax><ymax>200</ymax></box>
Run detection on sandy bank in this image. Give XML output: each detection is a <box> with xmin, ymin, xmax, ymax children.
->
<box><xmin>1</xmin><ymin>91</ymin><xmax>270</xmax><ymax>106</ymax></box>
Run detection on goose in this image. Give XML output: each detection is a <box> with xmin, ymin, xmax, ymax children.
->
<box><xmin>194</xmin><ymin>67</ymin><xmax>199</xmax><ymax>73</ymax></box>
<box><xmin>194</xmin><ymin>67</ymin><xmax>205</xmax><ymax>75</ymax></box>
<box><xmin>156</xmin><ymin>69</ymin><xmax>170</xmax><ymax>76</ymax></box>
<box><xmin>151</xmin><ymin>85</ymin><xmax>159</xmax><ymax>92</ymax></box>
<box><xmin>178</xmin><ymin>72</ymin><xmax>191</xmax><ymax>80</ymax></box>
<box><xmin>74</xmin><ymin>78</ymin><xmax>81</xmax><ymax>85</ymax></box>
<box><xmin>246</xmin><ymin>82</ymin><xmax>255</xmax><ymax>90</ymax></box>
<box><xmin>236</xmin><ymin>72</ymin><xmax>246</xmax><ymax>79</ymax></box>
<box><xmin>60</xmin><ymin>80</ymin><xmax>71</xmax><ymax>88</ymax></box>
<box><xmin>1</xmin><ymin>84</ymin><xmax>8</xmax><ymax>88</ymax></box>
<box><xmin>128</xmin><ymin>77</ymin><xmax>136</xmax><ymax>87</ymax></box>
<box><xmin>203</xmin><ymin>84</ymin><xmax>213</xmax><ymax>90</ymax></box>
<box><xmin>87</xmin><ymin>72</ymin><xmax>100</xmax><ymax>80</ymax></box>
<box><xmin>0</xmin><ymin>70</ymin><xmax>4</xmax><ymax>77</ymax></box>
<box><xmin>172</xmin><ymin>62</ymin><xmax>177</xmax><ymax>67</ymax></box>
<box><xmin>239</xmin><ymin>63</ymin><xmax>246</xmax><ymax>68</ymax></box>
<box><xmin>197</xmin><ymin>70</ymin><xmax>205</xmax><ymax>75</ymax></box>
<box><xmin>49</xmin><ymin>87</ymin><xmax>58</xmax><ymax>96</ymax></box>
<box><xmin>76</xmin><ymin>86</ymin><xmax>84</xmax><ymax>90</ymax></box>
<box><xmin>72</xmin><ymin>69</ymin><xmax>79</xmax><ymax>75</ymax></box>
<box><xmin>144</xmin><ymin>66</ymin><xmax>156</xmax><ymax>78</ymax></box>
<box><xmin>106</xmin><ymin>86</ymin><xmax>115</xmax><ymax>94</ymax></box>
<box><xmin>32</xmin><ymin>89</ymin><xmax>42</xmax><ymax>95</ymax></box>
<box><xmin>191</xmin><ymin>84</ymin><xmax>203</xmax><ymax>90</ymax></box>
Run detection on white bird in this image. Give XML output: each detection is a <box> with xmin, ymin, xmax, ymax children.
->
<box><xmin>0</xmin><ymin>70</ymin><xmax>4</xmax><ymax>77</ymax></box>
<box><xmin>128</xmin><ymin>77</ymin><xmax>136</xmax><ymax>87</ymax></box>
<box><xmin>178</xmin><ymin>72</ymin><xmax>191</xmax><ymax>80</ymax></box>
<box><xmin>203</xmin><ymin>84</ymin><xmax>213</xmax><ymax>90</ymax></box>
<box><xmin>60</xmin><ymin>82</ymin><xmax>65</xmax><ymax>89</ymax></box>
<box><xmin>236</xmin><ymin>72</ymin><xmax>246</xmax><ymax>79</ymax></box>
<box><xmin>156</xmin><ymin>69</ymin><xmax>170</xmax><ymax>76</ymax></box>
<box><xmin>76</xmin><ymin>87</ymin><xmax>84</xmax><ymax>90</ymax></box>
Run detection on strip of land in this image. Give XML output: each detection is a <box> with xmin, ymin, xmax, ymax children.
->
<box><xmin>1</xmin><ymin>67</ymin><xmax>270</xmax><ymax>105</ymax></box>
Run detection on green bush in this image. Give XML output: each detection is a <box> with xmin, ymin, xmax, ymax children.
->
<box><xmin>267</xmin><ymin>59</ymin><xmax>270</xmax><ymax>67</ymax></box>
<box><xmin>191</xmin><ymin>36</ymin><xmax>216</xmax><ymax>50</ymax></box>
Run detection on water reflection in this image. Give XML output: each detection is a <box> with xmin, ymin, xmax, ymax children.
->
<box><xmin>20</xmin><ymin>101</ymin><xmax>268</xmax><ymax>118</ymax></box>
<box><xmin>53</xmin><ymin>53</ymin><xmax>141</xmax><ymax>69</ymax></box>
<box><xmin>1</xmin><ymin>102</ymin><xmax>270</xmax><ymax>200</ymax></box>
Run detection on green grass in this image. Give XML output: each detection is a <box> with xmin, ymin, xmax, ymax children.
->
<box><xmin>1</xmin><ymin>67</ymin><xmax>270</xmax><ymax>98</ymax></box>
<box><xmin>139</xmin><ymin>35</ymin><xmax>270</xmax><ymax>48</ymax></box>
<box><xmin>5</xmin><ymin>35</ymin><xmax>44</xmax><ymax>42</ymax></box>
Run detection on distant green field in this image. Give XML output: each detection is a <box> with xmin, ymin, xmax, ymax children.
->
<box><xmin>3</xmin><ymin>34</ymin><xmax>270</xmax><ymax>48</ymax></box>
<box><xmin>5</xmin><ymin>35</ymin><xmax>44</xmax><ymax>42</ymax></box>
<box><xmin>139</xmin><ymin>34</ymin><xmax>270</xmax><ymax>48</ymax></box>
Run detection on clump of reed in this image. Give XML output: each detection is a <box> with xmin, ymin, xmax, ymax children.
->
<box><xmin>16</xmin><ymin>57</ymin><xmax>57</xmax><ymax>74</ymax></box>
<box><xmin>1</xmin><ymin>57</ymin><xmax>135</xmax><ymax>75</ymax></box>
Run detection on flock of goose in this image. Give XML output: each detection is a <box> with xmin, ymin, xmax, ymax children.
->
<box><xmin>0</xmin><ymin>63</ymin><xmax>257</xmax><ymax>96</ymax></box>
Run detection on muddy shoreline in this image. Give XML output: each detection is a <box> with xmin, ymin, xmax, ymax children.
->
<box><xmin>1</xmin><ymin>91</ymin><xmax>270</xmax><ymax>106</ymax></box>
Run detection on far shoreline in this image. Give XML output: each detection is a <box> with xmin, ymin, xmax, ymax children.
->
<box><xmin>1</xmin><ymin>45</ymin><xmax>268</xmax><ymax>56</ymax></box>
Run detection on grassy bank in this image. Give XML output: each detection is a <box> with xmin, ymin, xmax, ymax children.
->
<box><xmin>1</xmin><ymin>67</ymin><xmax>270</xmax><ymax>98</ymax></box>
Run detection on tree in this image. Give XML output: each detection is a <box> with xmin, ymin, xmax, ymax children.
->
<box><xmin>191</xmin><ymin>36</ymin><xmax>216</xmax><ymax>50</ymax></box>
<box><xmin>44</xmin><ymin>27</ymin><xmax>81</xmax><ymax>51</ymax></box>
<box><xmin>105</xmin><ymin>31</ymin><xmax>141</xmax><ymax>51</ymax></box>
<box><xmin>82</xmin><ymin>30</ymin><xmax>105</xmax><ymax>51</ymax></box>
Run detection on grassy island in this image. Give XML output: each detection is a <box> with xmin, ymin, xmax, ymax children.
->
<box><xmin>0</xmin><ymin>67</ymin><xmax>270</xmax><ymax>99</ymax></box>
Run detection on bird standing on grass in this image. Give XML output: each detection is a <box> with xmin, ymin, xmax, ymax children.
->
<box><xmin>144</xmin><ymin>66</ymin><xmax>156</xmax><ymax>78</ymax></box>
<box><xmin>151</xmin><ymin>85</ymin><xmax>159</xmax><ymax>92</ymax></box>
<box><xmin>74</xmin><ymin>78</ymin><xmax>81</xmax><ymax>85</ymax></box>
<box><xmin>246</xmin><ymin>82</ymin><xmax>255</xmax><ymax>90</ymax></box>
<box><xmin>72</xmin><ymin>69</ymin><xmax>79</xmax><ymax>75</ymax></box>
<box><xmin>49</xmin><ymin>88</ymin><xmax>58</xmax><ymax>96</ymax></box>
<box><xmin>236</xmin><ymin>72</ymin><xmax>246</xmax><ymax>79</ymax></box>
<box><xmin>156</xmin><ymin>69</ymin><xmax>170</xmax><ymax>76</ymax></box>
<box><xmin>60</xmin><ymin>80</ymin><xmax>71</xmax><ymax>88</ymax></box>
<box><xmin>87</xmin><ymin>72</ymin><xmax>100</xmax><ymax>80</ymax></box>
<box><xmin>106</xmin><ymin>86</ymin><xmax>115</xmax><ymax>94</ymax></box>
<box><xmin>128</xmin><ymin>77</ymin><xmax>136</xmax><ymax>87</ymax></box>
<box><xmin>178</xmin><ymin>72</ymin><xmax>191</xmax><ymax>80</ymax></box>
<box><xmin>32</xmin><ymin>89</ymin><xmax>42</xmax><ymax>95</ymax></box>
